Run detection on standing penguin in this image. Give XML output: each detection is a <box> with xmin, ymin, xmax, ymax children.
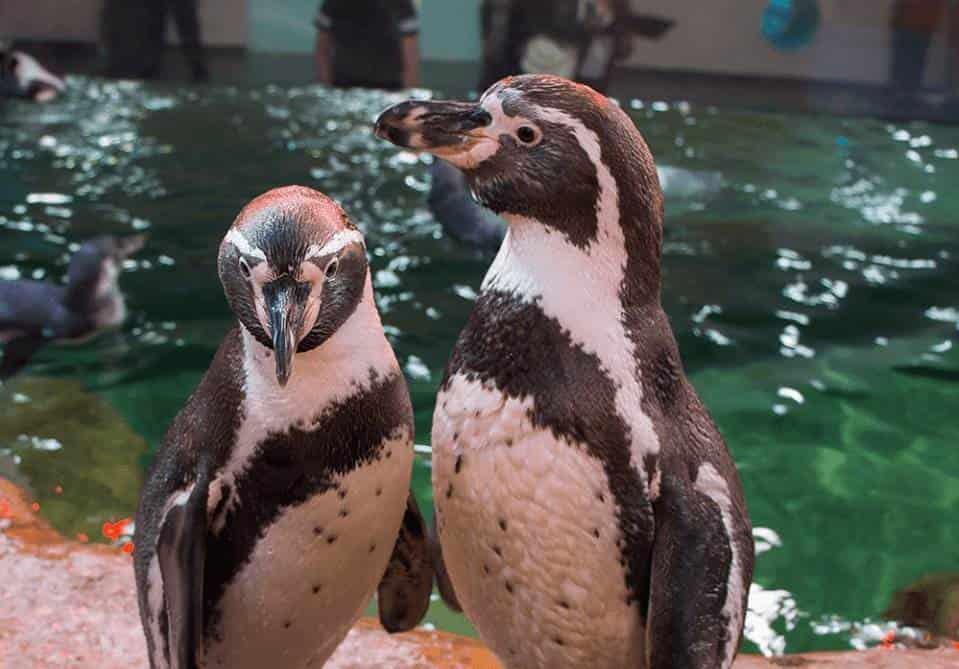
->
<box><xmin>0</xmin><ymin>234</ymin><xmax>144</xmax><ymax>379</ymax></box>
<box><xmin>133</xmin><ymin>186</ymin><xmax>432</xmax><ymax>669</ymax></box>
<box><xmin>375</xmin><ymin>76</ymin><xmax>754</xmax><ymax>668</ymax></box>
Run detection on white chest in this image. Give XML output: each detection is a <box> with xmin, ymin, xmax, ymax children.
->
<box><xmin>205</xmin><ymin>437</ymin><xmax>413</xmax><ymax>669</ymax></box>
<box><xmin>431</xmin><ymin>375</ymin><xmax>644</xmax><ymax>669</ymax></box>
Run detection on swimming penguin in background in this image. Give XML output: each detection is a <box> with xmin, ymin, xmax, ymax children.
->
<box><xmin>133</xmin><ymin>186</ymin><xmax>432</xmax><ymax>669</ymax></box>
<box><xmin>376</xmin><ymin>75</ymin><xmax>754</xmax><ymax>668</ymax></box>
<box><xmin>0</xmin><ymin>234</ymin><xmax>144</xmax><ymax>379</ymax></box>
<box><xmin>0</xmin><ymin>41</ymin><xmax>66</xmax><ymax>102</ymax></box>
<box><xmin>428</xmin><ymin>159</ymin><xmax>724</xmax><ymax>254</ymax></box>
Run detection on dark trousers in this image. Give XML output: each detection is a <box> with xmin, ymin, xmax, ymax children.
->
<box><xmin>145</xmin><ymin>0</ymin><xmax>208</xmax><ymax>80</ymax></box>
<box><xmin>891</xmin><ymin>28</ymin><xmax>935</xmax><ymax>93</ymax></box>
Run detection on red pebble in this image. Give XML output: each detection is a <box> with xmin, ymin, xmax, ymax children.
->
<box><xmin>122</xmin><ymin>542</ymin><xmax>135</xmax><ymax>555</ymax></box>
<box><xmin>30</xmin><ymin>502</ymin><xmax>39</xmax><ymax>512</ymax></box>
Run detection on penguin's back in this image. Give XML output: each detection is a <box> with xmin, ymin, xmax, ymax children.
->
<box><xmin>0</xmin><ymin>280</ymin><xmax>71</xmax><ymax>339</ymax></box>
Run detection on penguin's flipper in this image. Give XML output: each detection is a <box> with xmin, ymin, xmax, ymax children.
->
<box><xmin>645</xmin><ymin>475</ymin><xmax>748</xmax><ymax>669</ymax></box>
<box><xmin>157</xmin><ymin>469</ymin><xmax>211</xmax><ymax>669</ymax></box>
<box><xmin>377</xmin><ymin>491</ymin><xmax>433</xmax><ymax>633</ymax></box>
<box><xmin>0</xmin><ymin>335</ymin><xmax>45</xmax><ymax>379</ymax></box>
<box><xmin>430</xmin><ymin>513</ymin><xmax>462</xmax><ymax>612</ymax></box>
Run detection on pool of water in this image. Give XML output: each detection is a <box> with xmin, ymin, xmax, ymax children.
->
<box><xmin>1</xmin><ymin>78</ymin><xmax>958</xmax><ymax>656</ymax></box>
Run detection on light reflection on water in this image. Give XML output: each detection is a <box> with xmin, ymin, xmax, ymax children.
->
<box><xmin>1</xmin><ymin>78</ymin><xmax>958</xmax><ymax>654</ymax></box>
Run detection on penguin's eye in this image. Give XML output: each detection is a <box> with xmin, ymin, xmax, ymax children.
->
<box><xmin>516</xmin><ymin>126</ymin><xmax>539</xmax><ymax>145</ymax></box>
<box><xmin>238</xmin><ymin>257</ymin><xmax>252</xmax><ymax>279</ymax></box>
<box><xmin>325</xmin><ymin>259</ymin><xmax>339</xmax><ymax>279</ymax></box>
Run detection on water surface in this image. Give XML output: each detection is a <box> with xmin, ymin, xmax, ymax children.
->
<box><xmin>1</xmin><ymin>79</ymin><xmax>957</xmax><ymax>654</ymax></box>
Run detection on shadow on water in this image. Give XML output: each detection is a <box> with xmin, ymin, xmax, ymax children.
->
<box><xmin>1</xmin><ymin>77</ymin><xmax>958</xmax><ymax>654</ymax></box>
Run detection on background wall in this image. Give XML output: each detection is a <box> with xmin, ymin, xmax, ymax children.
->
<box><xmin>248</xmin><ymin>0</ymin><xmax>317</xmax><ymax>52</ymax></box>
<box><xmin>0</xmin><ymin>0</ymin><xmax>247</xmax><ymax>46</ymax></box>
<box><xmin>1</xmin><ymin>0</ymin><xmax>952</xmax><ymax>87</ymax></box>
<box><xmin>622</xmin><ymin>0</ymin><xmax>951</xmax><ymax>86</ymax></box>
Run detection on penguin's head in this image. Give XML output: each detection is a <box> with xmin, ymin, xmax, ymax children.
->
<box><xmin>1</xmin><ymin>46</ymin><xmax>66</xmax><ymax>102</ymax></box>
<box><xmin>219</xmin><ymin>186</ymin><xmax>367</xmax><ymax>386</ymax></box>
<box><xmin>65</xmin><ymin>234</ymin><xmax>145</xmax><ymax>322</ymax></box>
<box><xmin>374</xmin><ymin>74</ymin><xmax>662</xmax><ymax>240</ymax></box>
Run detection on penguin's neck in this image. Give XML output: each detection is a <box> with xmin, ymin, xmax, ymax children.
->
<box><xmin>241</xmin><ymin>275</ymin><xmax>397</xmax><ymax>423</ymax></box>
<box><xmin>66</xmin><ymin>257</ymin><xmax>126</xmax><ymax>332</ymax></box>
<box><xmin>482</xmin><ymin>211</ymin><xmax>656</xmax><ymax>313</ymax></box>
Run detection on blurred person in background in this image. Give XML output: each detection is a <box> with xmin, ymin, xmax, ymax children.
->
<box><xmin>144</xmin><ymin>0</ymin><xmax>209</xmax><ymax>81</ymax></box>
<box><xmin>889</xmin><ymin>0</ymin><xmax>959</xmax><ymax>99</ymax></box>
<box><xmin>479</xmin><ymin>0</ymin><xmax>672</xmax><ymax>92</ymax></box>
<box><xmin>101</xmin><ymin>0</ymin><xmax>208</xmax><ymax>81</ymax></box>
<box><xmin>0</xmin><ymin>40</ymin><xmax>66</xmax><ymax>102</ymax></box>
<box><xmin>314</xmin><ymin>0</ymin><xmax>420</xmax><ymax>90</ymax></box>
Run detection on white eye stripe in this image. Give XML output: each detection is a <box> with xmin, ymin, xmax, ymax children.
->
<box><xmin>305</xmin><ymin>228</ymin><xmax>365</xmax><ymax>260</ymax></box>
<box><xmin>224</xmin><ymin>228</ymin><xmax>267</xmax><ymax>260</ymax></box>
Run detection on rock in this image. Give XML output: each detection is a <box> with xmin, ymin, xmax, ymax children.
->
<box><xmin>886</xmin><ymin>573</ymin><xmax>959</xmax><ymax>641</ymax></box>
<box><xmin>1</xmin><ymin>477</ymin><xmax>958</xmax><ymax>668</ymax></box>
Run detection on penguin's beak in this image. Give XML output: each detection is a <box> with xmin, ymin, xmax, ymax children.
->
<box><xmin>374</xmin><ymin>100</ymin><xmax>492</xmax><ymax>158</ymax></box>
<box><xmin>116</xmin><ymin>234</ymin><xmax>147</xmax><ymax>260</ymax></box>
<box><xmin>262</xmin><ymin>276</ymin><xmax>310</xmax><ymax>387</ymax></box>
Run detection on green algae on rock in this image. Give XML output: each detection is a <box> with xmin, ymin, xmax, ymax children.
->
<box><xmin>0</xmin><ymin>376</ymin><xmax>146</xmax><ymax>541</ymax></box>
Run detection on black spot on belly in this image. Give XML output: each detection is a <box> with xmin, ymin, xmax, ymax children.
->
<box><xmin>498</xmin><ymin>518</ymin><xmax>507</xmax><ymax>531</ymax></box>
<box><xmin>558</xmin><ymin>600</ymin><xmax>570</xmax><ymax>609</ymax></box>
<box><xmin>339</xmin><ymin>509</ymin><xmax>349</xmax><ymax>518</ymax></box>
<box><xmin>505</xmin><ymin>581</ymin><xmax>514</xmax><ymax>594</ymax></box>
<box><xmin>312</xmin><ymin>584</ymin><xmax>322</xmax><ymax>594</ymax></box>
<box><xmin>592</xmin><ymin>528</ymin><xmax>600</xmax><ymax>538</ymax></box>
<box><xmin>492</xmin><ymin>545</ymin><xmax>502</xmax><ymax>557</ymax></box>
<box><xmin>443</xmin><ymin>291</ymin><xmax>657</xmax><ymax>616</ymax></box>
<box><xmin>327</xmin><ymin>535</ymin><xmax>337</xmax><ymax>545</ymax></box>
<box><xmin>283</xmin><ymin>620</ymin><xmax>291</xmax><ymax>629</ymax></box>
<box><xmin>483</xmin><ymin>564</ymin><xmax>490</xmax><ymax>574</ymax></box>
<box><xmin>553</xmin><ymin>636</ymin><xmax>565</xmax><ymax>646</ymax></box>
<box><xmin>202</xmin><ymin>370</ymin><xmax>413</xmax><ymax>637</ymax></box>
<box><xmin>454</xmin><ymin>455</ymin><xmax>463</xmax><ymax>474</ymax></box>
<box><xmin>375</xmin><ymin>486</ymin><xmax>383</xmax><ymax>496</ymax></box>
<box><xmin>369</xmin><ymin>543</ymin><xmax>376</xmax><ymax>553</ymax></box>
<box><xmin>446</xmin><ymin>483</ymin><xmax>453</xmax><ymax>499</ymax></box>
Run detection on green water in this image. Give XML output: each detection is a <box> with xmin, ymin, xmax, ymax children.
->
<box><xmin>1</xmin><ymin>79</ymin><xmax>958</xmax><ymax>655</ymax></box>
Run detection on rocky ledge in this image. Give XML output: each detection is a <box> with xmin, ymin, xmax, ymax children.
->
<box><xmin>1</xmin><ymin>478</ymin><xmax>956</xmax><ymax>669</ymax></box>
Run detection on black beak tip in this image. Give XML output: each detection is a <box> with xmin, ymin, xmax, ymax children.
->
<box><xmin>373</xmin><ymin>111</ymin><xmax>410</xmax><ymax>146</ymax></box>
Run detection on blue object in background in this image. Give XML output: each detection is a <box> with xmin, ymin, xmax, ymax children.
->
<box><xmin>762</xmin><ymin>0</ymin><xmax>820</xmax><ymax>51</ymax></box>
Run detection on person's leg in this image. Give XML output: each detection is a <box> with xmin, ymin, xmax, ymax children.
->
<box><xmin>889</xmin><ymin>0</ymin><xmax>946</xmax><ymax>94</ymax></box>
<box><xmin>169</xmin><ymin>0</ymin><xmax>209</xmax><ymax>81</ymax></box>
<box><xmin>142</xmin><ymin>0</ymin><xmax>168</xmax><ymax>78</ymax></box>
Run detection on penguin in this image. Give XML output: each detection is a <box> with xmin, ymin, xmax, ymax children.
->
<box><xmin>133</xmin><ymin>186</ymin><xmax>432</xmax><ymax>669</ymax></box>
<box><xmin>0</xmin><ymin>41</ymin><xmax>66</xmax><ymax>102</ymax></box>
<box><xmin>375</xmin><ymin>75</ymin><xmax>754</xmax><ymax>669</ymax></box>
<box><xmin>0</xmin><ymin>234</ymin><xmax>144</xmax><ymax>379</ymax></box>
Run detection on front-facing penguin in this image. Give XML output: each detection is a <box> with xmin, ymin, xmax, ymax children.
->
<box><xmin>134</xmin><ymin>186</ymin><xmax>432</xmax><ymax>669</ymax></box>
<box><xmin>375</xmin><ymin>75</ymin><xmax>754</xmax><ymax>669</ymax></box>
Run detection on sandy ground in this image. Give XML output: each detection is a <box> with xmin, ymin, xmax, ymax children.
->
<box><xmin>1</xmin><ymin>478</ymin><xmax>956</xmax><ymax>669</ymax></box>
